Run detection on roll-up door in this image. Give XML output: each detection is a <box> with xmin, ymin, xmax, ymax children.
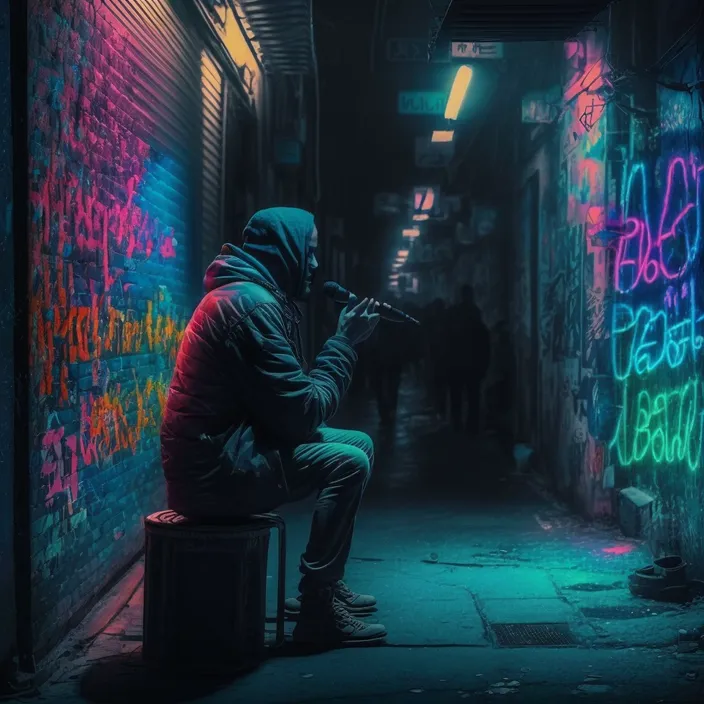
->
<box><xmin>109</xmin><ymin>0</ymin><xmax>201</xmax><ymax>288</ymax></box>
<box><xmin>200</xmin><ymin>51</ymin><xmax>225</xmax><ymax>273</ymax></box>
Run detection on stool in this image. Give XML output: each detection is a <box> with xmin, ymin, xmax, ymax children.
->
<box><xmin>142</xmin><ymin>509</ymin><xmax>286</xmax><ymax>672</ymax></box>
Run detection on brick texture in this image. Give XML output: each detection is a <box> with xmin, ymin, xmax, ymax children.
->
<box><xmin>28</xmin><ymin>0</ymin><xmax>194</xmax><ymax>656</ymax></box>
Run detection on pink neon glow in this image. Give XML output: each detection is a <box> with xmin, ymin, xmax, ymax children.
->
<box><xmin>601</xmin><ymin>545</ymin><xmax>635</xmax><ymax>555</ymax></box>
<box><xmin>421</xmin><ymin>189</ymin><xmax>435</xmax><ymax>211</ymax></box>
<box><xmin>614</xmin><ymin>156</ymin><xmax>703</xmax><ymax>292</ymax></box>
<box><xmin>414</xmin><ymin>188</ymin><xmax>435</xmax><ymax>212</ymax></box>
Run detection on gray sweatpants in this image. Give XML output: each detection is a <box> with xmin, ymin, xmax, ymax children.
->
<box><xmin>283</xmin><ymin>427</ymin><xmax>374</xmax><ymax>595</ymax></box>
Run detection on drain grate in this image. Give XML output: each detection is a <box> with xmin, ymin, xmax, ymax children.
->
<box><xmin>490</xmin><ymin>622</ymin><xmax>577</xmax><ymax>647</ymax></box>
<box><xmin>581</xmin><ymin>605</ymin><xmax>677</xmax><ymax>620</ymax></box>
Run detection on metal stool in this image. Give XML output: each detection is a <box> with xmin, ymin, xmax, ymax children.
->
<box><xmin>142</xmin><ymin>509</ymin><xmax>286</xmax><ymax>673</ymax></box>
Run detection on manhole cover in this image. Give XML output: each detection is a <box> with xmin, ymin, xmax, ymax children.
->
<box><xmin>490</xmin><ymin>623</ymin><xmax>577</xmax><ymax>647</ymax></box>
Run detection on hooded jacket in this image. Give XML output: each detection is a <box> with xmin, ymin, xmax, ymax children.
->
<box><xmin>160</xmin><ymin>207</ymin><xmax>358</xmax><ymax>517</ymax></box>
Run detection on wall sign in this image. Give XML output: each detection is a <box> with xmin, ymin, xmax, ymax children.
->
<box><xmin>451</xmin><ymin>42</ymin><xmax>504</xmax><ymax>59</ymax></box>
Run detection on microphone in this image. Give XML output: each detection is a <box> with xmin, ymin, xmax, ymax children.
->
<box><xmin>322</xmin><ymin>281</ymin><xmax>421</xmax><ymax>325</ymax></box>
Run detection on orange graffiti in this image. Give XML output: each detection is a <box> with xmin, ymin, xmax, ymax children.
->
<box><xmin>81</xmin><ymin>375</ymin><xmax>169</xmax><ymax>461</ymax></box>
<box><xmin>30</xmin><ymin>280</ymin><xmax>184</xmax><ymax>405</ymax></box>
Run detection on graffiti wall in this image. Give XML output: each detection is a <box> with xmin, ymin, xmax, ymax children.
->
<box><xmin>28</xmin><ymin>0</ymin><xmax>193</xmax><ymax>654</ymax></box>
<box><xmin>610</xmin><ymin>58</ymin><xmax>704</xmax><ymax>564</ymax></box>
<box><xmin>523</xmin><ymin>29</ymin><xmax>613</xmax><ymax>515</ymax></box>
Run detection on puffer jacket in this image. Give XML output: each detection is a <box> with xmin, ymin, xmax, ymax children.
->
<box><xmin>160</xmin><ymin>207</ymin><xmax>357</xmax><ymax>517</ymax></box>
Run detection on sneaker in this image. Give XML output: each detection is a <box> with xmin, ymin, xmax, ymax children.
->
<box><xmin>285</xmin><ymin>580</ymin><xmax>377</xmax><ymax>616</ymax></box>
<box><xmin>292</xmin><ymin>594</ymin><xmax>387</xmax><ymax>648</ymax></box>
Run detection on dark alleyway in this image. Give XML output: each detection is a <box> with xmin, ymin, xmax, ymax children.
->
<box><xmin>3</xmin><ymin>0</ymin><xmax>704</xmax><ymax>701</ymax></box>
<box><xmin>11</xmin><ymin>379</ymin><xmax>704</xmax><ymax>703</ymax></box>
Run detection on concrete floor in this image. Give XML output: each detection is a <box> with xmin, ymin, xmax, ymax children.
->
<box><xmin>12</xmin><ymin>381</ymin><xmax>704</xmax><ymax>703</ymax></box>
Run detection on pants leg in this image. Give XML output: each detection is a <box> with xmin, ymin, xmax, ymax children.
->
<box><xmin>433</xmin><ymin>367</ymin><xmax>447</xmax><ymax>418</ymax></box>
<box><xmin>448</xmin><ymin>371</ymin><xmax>463</xmax><ymax>431</ymax></box>
<box><xmin>283</xmin><ymin>427</ymin><xmax>374</xmax><ymax>595</ymax></box>
<box><xmin>389</xmin><ymin>365</ymin><xmax>402</xmax><ymax>416</ymax></box>
<box><xmin>465</xmin><ymin>378</ymin><xmax>482</xmax><ymax>435</ymax></box>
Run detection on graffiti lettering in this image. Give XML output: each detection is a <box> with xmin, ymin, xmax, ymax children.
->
<box><xmin>611</xmin><ymin>279</ymin><xmax>704</xmax><ymax>379</ymax></box>
<box><xmin>610</xmin><ymin>378</ymin><xmax>703</xmax><ymax>472</ymax></box>
<box><xmin>610</xmin><ymin>152</ymin><xmax>704</xmax><ymax>471</ymax></box>
<box><xmin>614</xmin><ymin>157</ymin><xmax>703</xmax><ymax>292</ymax></box>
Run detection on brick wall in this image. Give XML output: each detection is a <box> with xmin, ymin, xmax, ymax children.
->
<box><xmin>28</xmin><ymin>0</ymin><xmax>194</xmax><ymax>655</ymax></box>
<box><xmin>0</xmin><ymin>0</ymin><xmax>15</xmax><ymax>672</ymax></box>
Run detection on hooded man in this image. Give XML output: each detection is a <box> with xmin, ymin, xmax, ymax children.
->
<box><xmin>160</xmin><ymin>207</ymin><xmax>386</xmax><ymax>648</ymax></box>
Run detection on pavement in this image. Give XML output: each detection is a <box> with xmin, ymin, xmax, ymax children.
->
<box><xmin>10</xmin><ymin>380</ymin><xmax>704</xmax><ymax>703</ymax></box>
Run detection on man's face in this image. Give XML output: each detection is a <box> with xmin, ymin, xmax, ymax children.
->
<box><xmin>303</xmin><ymin>227</ymin><xmax>319</xmax><ymax>298</ymax></box>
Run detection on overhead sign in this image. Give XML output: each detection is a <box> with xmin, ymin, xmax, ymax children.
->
<box><xmin>397</xmin><ymin>91</ymin><xmax>446</xmax><ymax>116</ymax></box>
<box><xmin>451</xmin><ymin>42</ymin><xmax>504</xmax><ymax>59</ymax></box>
<box><xmin>386</xmin><ymin>38</ymin><xmax>450</xmax><ymax>63</ymax></box>
<box><xmin>414</xmin><ymin>136</ymin><xmax>454</xmax><ymax>168</ymax></box>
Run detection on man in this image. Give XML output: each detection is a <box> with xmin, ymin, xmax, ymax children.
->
<box><xmin>424</xmin><ymin>298</ymin><xmax>449</xmax><ymax>420</ymax></box>
<box><xmin>160</xmin><ymin>207</ymin><xmax>386</xmax><ymax>648</ymax></box>
<box><xmin>446</xmin><ymin>285</ymin><xmax>490</xmax><ymax>434</ymax></box>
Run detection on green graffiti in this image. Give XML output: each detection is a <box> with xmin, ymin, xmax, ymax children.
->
<box><xmin>610</xmin><ymin>378</ymin><xmax>703</xmax><ymax>471</ymax></box>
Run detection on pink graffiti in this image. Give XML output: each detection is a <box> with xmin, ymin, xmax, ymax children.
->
<box><xmin>615</xmin><ymin>156</ymin><xmax>704</xmax><ymax>292</ymax></box>
<box><xmin>41</xmin><ymin>427</ymin><xmax>79</xmax><ymax>512</ymax></box>
<box><xmin>28</xmin><ymin>0</ymin><xmax>177</xmax><ymax>280</ymax></box>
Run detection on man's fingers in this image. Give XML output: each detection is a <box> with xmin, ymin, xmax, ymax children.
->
<box><xmin>351</xmin><ymin>297</ymin><xmax>370</xmax><ymax>313</ymax></box>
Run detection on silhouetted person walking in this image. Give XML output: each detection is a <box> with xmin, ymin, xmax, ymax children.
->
<box><xmin>369</xmin><ymin>301</ymin><xmax>404</xmax><ymax>426</ymax></box>
<box><xmin>424</xmin><ymin>298</ymin><xmax>449</xmax><ymax>419</ymax></box>
<box><xmin>446</xmin><ymin>285</ymin><xmax>490</xmax><ymax>434</ymax></box>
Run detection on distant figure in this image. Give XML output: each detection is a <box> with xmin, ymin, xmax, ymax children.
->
<box><xmin>424</xmin><ymin>298</ymin><xmax>449</xmax><ymax>419</ymax></box>
<box><xmin>446</xmin><ymin>285</ymin><xmax>490</xmax><ymax>434</ymax></box>
<box><xmin>369</xmin><ymin>299</ymin><xmax>405</xmax><ymax>426</ymax></box>
<box><xmin>403</xmin><ymin>301</ymin><xmax>424</xmax><ymax>382</ymax></box>
<box><xmin>486</xmin><ymin>320</ymin><xmax>515</xmax><ymax>464</ymax></box>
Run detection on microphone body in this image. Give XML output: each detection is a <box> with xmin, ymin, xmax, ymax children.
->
<box><xmin>323</xmin><ymin>281</ymin><xmax>421</xmax><ymax>325</ymax></box>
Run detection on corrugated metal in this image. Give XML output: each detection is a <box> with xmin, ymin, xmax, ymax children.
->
<box><xmin>435</xmin><ymin>0</ymin><xmax>611</xmax><ymax>44</ymax></box>
<box><xmin>201</xmin><ymin>51</ymin><xmax>225</xmax><ymax>270</ymax></box>
<box><xmin>237</xmin><ymin>0</ymin><xmax>314</xmax><ymax>74</ymax></box>
<box><xmin>110</xmin><ymin>0</ymin><xmax>201</xmax><ymax>159</ymax></box>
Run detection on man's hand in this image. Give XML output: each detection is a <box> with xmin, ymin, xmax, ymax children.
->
<box><xmin>336</xmin><ymin>296</ymin><xmax>381</xmax><ymax>346</ymax></box>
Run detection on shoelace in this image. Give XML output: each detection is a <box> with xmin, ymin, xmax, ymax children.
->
<box><xmin>335</xmin><ymin>581</ymin><xmax>354</xmax><ymax>599</ymax></box>
<box><xmin>332</xmin><ymin>599</ymin><xmax>365</xmax><ymax>629</ymax></box>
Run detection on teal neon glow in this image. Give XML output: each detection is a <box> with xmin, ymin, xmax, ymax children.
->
<box><xmin>610</xmin><ymin>378</ymin><xmax>704</xmax><ymax>472</ymax></box>
<box><xmin>611</xmin><ymin>278</ymin><xmax>704</xmax><ymax>380</ymax></box>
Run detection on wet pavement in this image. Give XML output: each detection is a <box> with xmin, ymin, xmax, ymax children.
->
<box><xmin>11</xmin><ymin>380</ymin><xmax>704</xmax><ymax>703</ymax></box>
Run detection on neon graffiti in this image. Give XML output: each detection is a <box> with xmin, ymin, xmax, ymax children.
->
<box><xmin>28</xmin><ymin>0</ymin><xmax>187</xmax><ymax>521</ymax></box>
<box><xmin>614</xmin><ymin>157</ymin><xmax>703</xmax><ymax>292</ymax></box>
<box><xmin>611</xmin><ymin>278</ymin><xmax>704</xmax><ymax>379</ymax></box>
<box><xmin>80</xmin><ymin>376</ymin><xmax>169</xmax><ymax>465</ymax></box>
<box><xmin>610</xmin><ymin>378</ymin><xmax>703</xmax><ymax>472</ymax></box>
<box><xmin>40</xmin><ymin>427</ymin><xmax>79</xmax><ymax>511</ymax></box>
<box><xmin>610</xmin><ymin>152</ymin><xmax>704</xmax><ymax>471</ymax></box>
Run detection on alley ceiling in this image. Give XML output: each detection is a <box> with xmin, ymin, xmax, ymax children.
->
<box><xmin>434</xmin><ymin>0</ymin><xmax>613</xmax><ymax>44</ymax></box>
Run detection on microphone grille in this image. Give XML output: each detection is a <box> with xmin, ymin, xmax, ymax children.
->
<box><xmin>323</xmin><ymin>281</ymin><xmax>342</xmax><ymax>296</ymax></box>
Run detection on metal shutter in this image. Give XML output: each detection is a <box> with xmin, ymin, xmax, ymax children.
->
<box><xmin>201</xmin><ymin>51</ymin><xmax>225</xmax><ymax>273</ymax></box>
<box><xmin>109</xmin><ymin>0</ymin><xmax>202</xmax><ymax>290</ymax></box>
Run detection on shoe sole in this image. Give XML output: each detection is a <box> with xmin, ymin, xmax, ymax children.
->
<box><xmin>285</xmin><ymin>604</ymin><xmax>377</xmax><ymax>617</ymax></box>
<box><xmin>291</xmin><ymin>632</ymin><xmax>387</xmax><ymax>650</ymax></box>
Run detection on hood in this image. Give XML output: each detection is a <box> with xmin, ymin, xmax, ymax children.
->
<box><xmin>203</xmin><ymin>207</ymin><xmax>315</xmax><ymax>300</ymax></box>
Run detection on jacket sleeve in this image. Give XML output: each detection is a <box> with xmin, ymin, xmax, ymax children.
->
<box><xmin>233</xmin><ymin>302</ymin><xmax>357</xmax><ymax>444</ymax></box>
